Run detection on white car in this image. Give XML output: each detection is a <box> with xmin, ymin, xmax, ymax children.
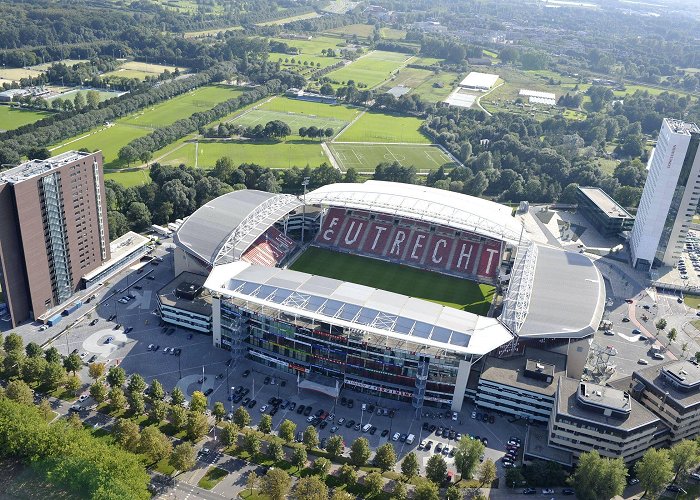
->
<box><xmin>653</xmin><ymin>352</ymin><xmax>665</xmax><ymax>360</ymax></box>
<box><xmin>418</xmin><ymin>440</ymin><xmax>427</xmax><ymax>450</ymax></box>
<box><xmin>471</xmin><ymin>410</ymin><xmax>477</xmax><ymax>419</ymax></box>
<box><xmin>452</xmin><ymin>411</ymin><xmax>458</xmax><ymax>421</ymax></box>
<box><xmin>260</xmin><ymin>405</ymin><xmax>268</xmax><ymax>413</ymax></box>
<box><xmin>78</xmin><ymin>394</ymin><xmax>88</xmax><ymax>402</ymax></box>
<box><xmin>542</xmin><ymin>489</ymin><xmax>555</xmax><ymax>494</ymax></box>
<box><xmin>638</xmin><ymin>358</ymin><xmax>649</xmax><ymax>365</ymax></box>
<box><xmin>148</xmin><ymin>344</ymin><xmax>155</xmax><ymax>351</ymax></box>
<box><xmin>392</xmin><ymin>432</ymin><xmax>400</xmax><ymax>441</ymax></box>
<box><xmin>39</xmin><ymin>325</ymin><xmax>49</xmax><ymax>331</ymax></box>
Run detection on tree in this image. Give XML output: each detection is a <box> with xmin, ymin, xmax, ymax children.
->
<box><xmin>320</xmin><ymin>83</ymin><xmax>334</xmax><ymax>96</ymax></box>
<box><xmin>314</xmin><ymin>456</ymin><xmax>331</xmax><ymax>477</ymax></box>
<box><xmin>326</xmin><ymin>434</ymin><xmax>344</xmax><ymax>458</ymax></box>
<box><xmin>63</xmin><ymin>352</ymin><xmax>82</xmax><ymax>376</ymax></box>
<box><xmin>350</xmin><ymin>437</ymin><xmax>371</xmax><ymax>467</ymax></box>
<box><xmin>364</xmin><ymin>471</ymin><xmax>384</xmax><ymax>497</ymax></box>
<box><xmin>401</xmin><ymin>451</ymin><xmax>419</xmax><ymax>478</ymax></box>
<box><xmin>171</xmin><ymin>387</ymin><xmax>185</xmax><ymax>406</ymax></box>
<box><xmin>261</xmin><ymin>468</ymin><xmax>291</xmax><ymax>500</ymax></box>
<box><xmin>139</xmin><ymin>425</ymin><xmax>172</xmax><ymax>463</ymax></box>
<box><xmin>425</xmin><ymin>454</ymin><xmax>448</xmax><ymax>484</ymax></box>
<box><xmin>74</xmin><ymin>92</ymin><xmax>86</xmax><ymax>110</ymax></box>
<box><xmin>4</xmin><ymin>332</ymin><xmax>23</xmax><ymax>353</ymax></box>
<box><xmin>186</xmin><ymin>411</ymin><xmax>208</xmax><ymax>441</ymax></box>
<box><xmin>636</xmin><ymin>448</ymin><xmax>673</xmax><ymax>498</ymax></box>
<box><xmin>303</xmin><ymin>424</ymin><xmax>319</xmax><ymax>449</ymax></box>
<box><xmin>149</xmin><ymin>379</ymin><xmax>165</xmax><ymax>401</ymax></box>
<box><xmin>259</xmin><ymin>414</ymin><xmax>272</xmax><ymax>434</ymax></box>
<box><xmin>478</xmin><ymin>459</ymin><xmax>497</xmax><ymax>486</ymax></box>
<box><xmin>170</xmin><ymin>404</ymin><xmax>188</xmax><ymax>431</ymax></box>
<box><xmin>573</xmin><ymin>451</ymin><xmax>627</xmax><ymax>500</ymax></box>
<box><xmin>294</xmin><ymin>476</ymin><xmax>329</xmax><ymax>500</ymax></box>
<box><xmin>267</xmin><ymin>440</ymin><xmax>284</xmax><ymax>462</ymax></box>
<box><xmin>37</xmin><ymin>397</ymin><xmax>54</xmax><ymax>421</ymax></box>
<box><xmin>234</xmin><ymin>406</ymin><xmax>251</xmax><ymax>428</ymax></box>
<box><xmin>213</xmin><ymin>401</ymin><xmax>226</xmax><ymax>422</ymax></box>
<box><xmin>331</xmin><ymin>490</ymin><xmax>354</xmax><ymax>500</ymax></box>
<box><xmin>149</xmin><ymin>399</ymin><xmax>168</xmax><ymax>423</ymax></box>
<box><xmin>292</xmin><ymin>445</ymin><xmax>307</xmax><ymax>470</ymax></box>
<box><xmin>42</xmin><ymin>362</ymin><xmax>66</xmax><ymax>390</ymax></box>
<box><xmin>169</xmin><ymin>443</ymin><xmax>196</xmax><ymax>473</ymax></box>
<box><xmin>454</xmin><ymin>435</ymin><xmax>484</xmax><ymax>480</ymax></box>
<box><xmin>670</xmin><ymin>439</ymin><xmax>700</xmax><ymax>483</ymax></box>
<box><xmin>189</xmin><ymin>390</ymin><xmax>207</xmax><ymax>413</ymax></box>
<box><xmin>667</xmin><ymin>327</ymin><xmax>678</xmax><ymax>345</ymax></box>
<box><xmin>45</xmin><ymin>347</ymin><xmax>61</xmax><ymax>364</ymax></box>
<box><xmin>374</xmin><ymin>443</ymin><xmax>397</xmax><ymax>472</ymax></box>
<box><xmin>107</xmin><ymin>366</ymin><xmax>126</xmax><ymax>388</ymax></box>
<box><xmin>445</xmin><ymin>485</ymin><xmax>462</xmax><ymax>500</ymax></box>
<box><xmin>246</xmin><ymin>471</ymin><xmax>258</xmax><ymax>495</ymax></box>
<box><xmin>108</xmin><ymin>387</ymin><xmax>127</xmax><ymax>413</ymax></box>
<box><xmin>656</xmin><ymin>318</ymin><xmax>667</xmax><ymax>334</ymax></box>
<box><xmin>88</xmin><ymin>362</ymin><xmax>105</xmax><ymax>380</ymax></box>
<box><xmin>393</xmin><ymin>481</ymin><xmax>407</xmax><ymax>500</ymax></box>
<box><xmin>86</xmin><ymin>90</ymin><xmax>100</xmax><ymax>109</ymax></box>
<box><xmin>114</xmin><ymin>418</ymin><xmax>141</xmax><ymax>453</ymax></box>
<box><xmin>413</xmin><ymin>478</ymin><xmax>440</xmax><ymax>500</ymax></box>
<box><xmin>89</xmin><ymin>380</ymin><xmax>107</xmax><ymax>403</ymax></box>
<box><xmin>127</xmin><ymin>373</ymin><xmax>147</xmax><ymax>395</ymax></box>
<box><xmin>6</xmin><ymin>379</ymin><xmax>33</xmax><ymax>405</ymax></box>
<box><xmin>22</xmin><ymin>356</ymin><xmax>48</xmax><ymax>385</ymax></box>
<box><xmin>25</xmin><ymin>342</ymin><xmax>43</xmax><ymax>358</ymax></box>
<box><xmin>129</xmin><ymin>391</ymin><xmax>145</xmax><ymax>415</ymax></box>
<box><xmin>126</xmin><ymin>202</ymin><xmax>152</xmax><ymax>232</ymax></box>
<box><xmin>65</xmin><ymin>374</ymin><xmax>82</xmax><ymax>396</ymax></box>
<box><xmin>279</xmin><ymin>419</ymin><xmax>296</xmax><ymax>443</ymax></box>
<box><xmin>338</xmin><ymin>463</ymin><xmax>357</xmax><ymax>486</ymax></box>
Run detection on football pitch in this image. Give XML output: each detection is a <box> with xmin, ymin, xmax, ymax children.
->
<box><xmin>233</xmin><ymin>108</ymin><xmax>348</xmax><ymax>135</ymax></box>
<box><xmin>328</xmin><ymin>142</ymin><xmax>459</xmax><ymax>172</ymax></box>
<box><xmin>290</xmin><ymin>247</ymin><xmax>494</xmax><ymax>314</ymax></box>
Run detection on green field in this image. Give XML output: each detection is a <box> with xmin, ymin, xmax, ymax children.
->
<box><xmin>328</xmin><ymin>143</ymin><xmax>457</xmax><ymax>173</ymax></box>
<box><xmin>290</xmin><ymin>247</ymin><xmax>495</xmax><ymax>313</ymax></box>
<box><xmin>0</xmin><ymin>105</ymin><xmax>51</xmax><ymax>131</ymax></box>
<box><xmin>104</xmin><ymin>169</ymin><xmax>151</xmax><ymax>187</ymax></box>
<box><xmin>234</xmin><ymin>108</ymin><xmax>348</xmax><ymax>135</ymax></box>
<box><xmin>261</xmin><ymin>96</ymin><xmax>361</xmax><ymax>121</ymax></box>
<box><xmin>256</xmin><ymin>12</ymin><xmax>321</xmax><ymax>26</ymax></box>
<box><xmin>268</xmin><ymin>35</ymin><xmax>347</xmax><ymax>56</ymax></box>
<box><xmin>158</xmin><ymin>138</ymin><xmax>327</xmax><ymax>169</ymax></box>
<box><xmin>335</xmin><ymin>111</ymin><xmax>429</xmax><ymax>143</ymax></box>
<box><xmin>379</xmin><ymin>68</ymin><xmax>461</xmax><ymax>103</ymax></box>
<box><xmin>381</xmin><ymin>27</ymin><xmax>407</xmax><ymax>40</ymax></box>
<box><xmin>326</xmin><ymin>50</ymin><xmax>414</xmax><ymax>89</ymax></box>
<box><xmin>327</xmin><ymin>23</ymin><xmax>376</xmax><ymax>38</ymax></box>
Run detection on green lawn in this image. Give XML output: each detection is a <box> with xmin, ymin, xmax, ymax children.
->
<box><xmin>326</xmin><ymin>50</ymin><xmax>413</xmax><ymax>89</ymax></box>
<box><xmin>104</xmin><ymin>169</ymin><xmax>151</xmax><ymax>187</ymax></box>
<box><xmin>335</xmin><ymin>110</ymin><xmax>429</xmax><ymax>143</ymax></box>
<box><xmin>256</xmin><ymin>12</ymin><xmax>321</xmax><ymax>26</ymax></box>
<box><xmin>290</xmin><ymin>247</ymin><xmax>495</xmax><ymax>314</ymax></box>
<box><xmin>684</xmin><ymin>294</ymin><xmax>700</xmax><ymax>310</ymax></box>
<box><xmin>267</xmin><ymin>35</ymin><xmax>348</xmax><ymax>56</ymax></box>
<box><xmin>327</xmin><ymin>23</ymin><xmax>376</xmax><ymax>38</ymax></box>
<box><xmin>158</xmin><ymin>138</ymin><xmax>327</xmax><ymax>169</ymax></box>
<box><xmin>380</xmin><ymin>27</ymin><xmax>407</xmax><ymax>40</ymax></box>
<box><xmin>122</xmin><ymin>85</ymin><xmax>243</xmax><ymax>128</ymax></box>
<box><xmin>379</xmin><ymin>68</ymin><xmax>461</xmax><ymax>103</ymax></box>
<box><xmin>328</xmin><ymin>142</ymin><xmax>457</xmax><ymax>173</ymax></box>
<box><xmin>261</xmin><ymin>96</ymin><xmax>361</xmax><ymax>122</ymax></box>
<box><xmin>233</xmin><ymin>108</ymin><xmax>348</xmax><ymax>136</ymax></box>
<box><xmin>0</xmin><ymin>105</ymin><xmax>51</xmax><ymax>131</ymax></box>
<box><xmin>198</xmin><ymin>466</ymin><xmax>228</xmax><ymax>489</ymax></box>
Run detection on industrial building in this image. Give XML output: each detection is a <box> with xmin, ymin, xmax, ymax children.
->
<box><xmin>576</xmin><ymin>186</ymin><xmax>634</xmax><ymax>237</ymax></box>
<box><xmin>630</xmin><ymin>119</ymin><xmax>700</xmax><ymax>270</ymax></box>
<box><xmin>0</xmin><ymin>151</ymin><xmax>110</xmax><ymax>326</ymax></box>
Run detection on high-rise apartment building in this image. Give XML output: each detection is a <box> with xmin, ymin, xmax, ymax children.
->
<box><xmin>630</xmin><ymin>118</ymin><xmax>700</xmax><ymax>270</ymax></box>
<box><xmin>0</xmin><ymin>151</ymin><xmax>110</xmax><ymax>326</ymax></box>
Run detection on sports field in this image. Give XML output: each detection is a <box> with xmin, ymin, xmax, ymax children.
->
<box><xmin>326</xmin><ymin>50</ymin><xmax>414</xmax><ymax>89</ymax></box>
<box><xmin>234</xmin><ymin>109</ymin><xmax>348</xmax><ymax>136</ymax></box>
<box><xmin>104</xmin><ymin>169</ymin><xmax>151</xmax><ymax>187</ymax></box>
<box><xmin>256</xmin><ymin>12</ymin><xmax>321</xmax><ymax>26</ymax></box>
<box><xmin>104</xmin><ymin>61</ymin><xmax>184</xmax><ymax>81</ymax></box>
<box><xmin>328</xmin><ymin>143</ymin><xmax>458</xmax><ymax>172</ymax></box>
<box><xmin>0</xmin><ymin>105</ymin><xmax>50</xmax><ymax>132</ymax></box>
<box><xmin>51</xmin><ymin>123</ymin><xmax>151</xmax><ymax>168</ymax></box>
<box><xmin>290</xmin><ymin>247</ymin><xmax>495</xmax><ymax>314</ymax></box>
<box><xmin>335</xmin><ymin>111</ymin><xmax>429</xmax><ymax>143</ymax></box>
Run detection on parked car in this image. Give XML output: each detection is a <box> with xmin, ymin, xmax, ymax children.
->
<box><xmin>242</xmin><ymin>369</ymin><xmax>250</xmax><ymax>377</ymax></box>
<box><xmin>204</xmin><ymin>388</ymin><xmax>213</xmax><ymax>396</ymax></box>
<box><xmin>248</xmin><ymin>399</ymin><xmax>257</xmax><ymax>409</ymax></box>
<box><xmin>260</xmin><ymin>405</ymin><xmax>268</xmax><ymax>413</ymax></box>
<box><xmin>562</xmin><ymin>488</ymin><xmax>575</xmax><ymax>495</ymax></box>
<box><xmin>542</xmin><ymin>489</ymin><xmax>554</xmax><ymax>495</ymax></box>
<box><xmin>522</xmin><ymin>488</ymin><xmax>536</xmax><ymax>495</ymax></box>
<box><xmin>392</xmin><ymin>432</ymin><xmax>400</xmax><ymax>441</ymax></box>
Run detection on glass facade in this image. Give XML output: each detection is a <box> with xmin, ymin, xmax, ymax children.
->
<box><xmin>40</xmin><ymin>172</ymin><xmax>73</xmax><ymax>304</ymax></box>
<box><xmin>219</xmin><ymin>298</ymin><xmax>463</xmax><ymax>408</ymax></box>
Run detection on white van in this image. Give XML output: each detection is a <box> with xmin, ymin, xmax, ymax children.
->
<box><xmin>362</xmin><ymin>423</ymin><xmax>372</xmax><ymax>433</ymax></box>
<box><xmin>406</xmin><ymin>434</ymin><xmax>415</xmax><ymax>445</ymax></box>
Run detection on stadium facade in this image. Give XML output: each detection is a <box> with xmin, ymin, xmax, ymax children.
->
<box><xmin>174</xmin><ymin>181</ymin><xmax>606</xmax><ymax>413</ymax></box>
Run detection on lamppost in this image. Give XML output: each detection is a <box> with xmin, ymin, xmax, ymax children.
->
<box><xmin>178</xmin><ymin>352</ymin><xmax>182</xmax><ymax>380</ymax></box>
<box><xmin>301</xmin><ymin>177</ymin><xmax>309</xmax><ymax>244</ymax></box>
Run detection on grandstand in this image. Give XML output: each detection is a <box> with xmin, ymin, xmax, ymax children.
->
<box><xmin>173</xmin><ymin>180</ymin><xmax>606</xmax><ymax>412</ymax></box>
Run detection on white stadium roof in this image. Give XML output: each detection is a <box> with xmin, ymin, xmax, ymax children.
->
<box><xmin>205</xmin><ymin>261</ymin><xmax>514</xmax><ymax>356</ymax></box>
<box><xmin>305</xmin><ymin>180</ymin><xmax>524</xmax><ymax>245</ymax></box>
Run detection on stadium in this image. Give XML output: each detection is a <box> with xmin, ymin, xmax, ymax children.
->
<box><xmin>173</xmin><ymin>181</ymin><xmax>605</xmax><ymax>412</ymax></box>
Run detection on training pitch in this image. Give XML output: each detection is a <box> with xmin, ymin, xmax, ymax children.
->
<box><xmin>328</xmin><ymin>142</ymin><xmax>459</xmax><ymax>172</ymax></box>
<box><xmin>290</xmin><ymin>246</ymin><xmax>494</xmax><ymax>314</ymax></box>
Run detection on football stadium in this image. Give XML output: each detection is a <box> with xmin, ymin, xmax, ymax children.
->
<box><xmin>173</xmin><ymin>181</ymin><xmax>605</xmax><ymax>412</ymax></box>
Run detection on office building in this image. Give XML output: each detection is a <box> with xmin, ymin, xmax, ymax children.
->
<box><xmin>548</xmin><ymin>377</ymin><xmax>668</xmax><ymax>463</ymax></box>
<box><xmin>630</xmin><ymin>119</ymin><xmax>700</xmax><ymax>270</ymax></box>
<box><xmin>0</xmin><ymin>151</ymin><xmax>110</xmax><ymax>326</ymax></box>
<box><xmin>158</xmin><ymin>272</ymin><xmax>212</xmax><ymax>333</ymax></box>
<box><xmin>577</xmin><ymin>187</ymin><xmax>634</xmax><ymax>237</ymax></box>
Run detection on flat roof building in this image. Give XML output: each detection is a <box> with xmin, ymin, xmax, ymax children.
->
<box><xmin>82</xmin><ymin>231</ymin><xmax>150</xmax><ymax>288</ymax></box>
<box><xmin>630</xmin><ymin>119</ymin><xmax>700</xmax><ymax>270</ymax></box>
<box><xmin>0</xmin><ymin>151</ymin><xmax>110</xmax><ymax>326</ymax></box>
<box><xmin>458</xmin><ymin>72</ymin><xmax>499</xmax><ymax>91</ymax></box>
<box><xmin>158</xmin><ymin>272</ymin><xmax>212</xmax><ymax>333</ymax></box>
<box><xmin>577</xmin><ymin>186</ymin><xmax>634</xmax><ymax>237</ymax></box>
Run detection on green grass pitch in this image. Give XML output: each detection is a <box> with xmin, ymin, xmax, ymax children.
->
<box><xmin>328</xmin><ymin>143</ymin><xmax>458</xmax><ymax>173</ymax></box>
<box><xmin>233</xmin><ymin>108</ymin><xmax>348</xmax><ymax>135</ymax></box>
<box><xmin>0</xmin><ymin>105</ymin><xmax>50</xmax><ymax>132</ymax></box>
<box><xmin>290</xmin><ymin>246</ymin><xmax>495</xmax><ymax>314</ymax></box>
<box><xmin>335</xmin><ymin>110</ymin><xmax>429</xmax><ymax>143</ymax></box>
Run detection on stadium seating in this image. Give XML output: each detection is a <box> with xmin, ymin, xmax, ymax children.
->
<box><xmin>242</xmin><ymin>226</ymin><xmax>297</xmax><ymax>267</ymax></box>
<box><xmin>314</xmin><ymin>208</ymin><xmax>503</xmax><ymax>281</ymax></box>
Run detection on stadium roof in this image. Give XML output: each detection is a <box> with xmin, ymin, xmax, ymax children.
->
<box><xmin>510</xmin><ymin>244</ymin><xmax>605</xmax><ymax>339</ymax></box>
<box><xmin>305</xmin><ymin>181</ymin><xmax>524</xmax><ymax>244</ymax></box>
<box><xmin>174</xmin><ymin>190</ymin><xmax>302</xmax><ymax>267</ymax></box>
<box><xmin>205</xmin><ymin>262</ymin><xmax>514</xmax><ymax>356</ymax></box>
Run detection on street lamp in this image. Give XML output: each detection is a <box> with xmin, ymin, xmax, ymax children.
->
<box><xmin>301</xmin><ymin>177</ymin><xmax>309</xmax><ymax>244</ymax></box>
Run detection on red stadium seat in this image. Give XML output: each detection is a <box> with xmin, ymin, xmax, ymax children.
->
<box><xmin>242</xmin><ymin>226</ymin><xmax>297</xmax><ymax>267</ymax></box>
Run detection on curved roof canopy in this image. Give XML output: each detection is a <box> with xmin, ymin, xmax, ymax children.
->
<box><xmin>305</xmin><ymin>180</ymin><xmax>524</xmax><ymax>244</ymax></box>
<box><xmin>175</xmin><ymin>190</ymin><xmax>302</xmax><ymax>267</ymax></box>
